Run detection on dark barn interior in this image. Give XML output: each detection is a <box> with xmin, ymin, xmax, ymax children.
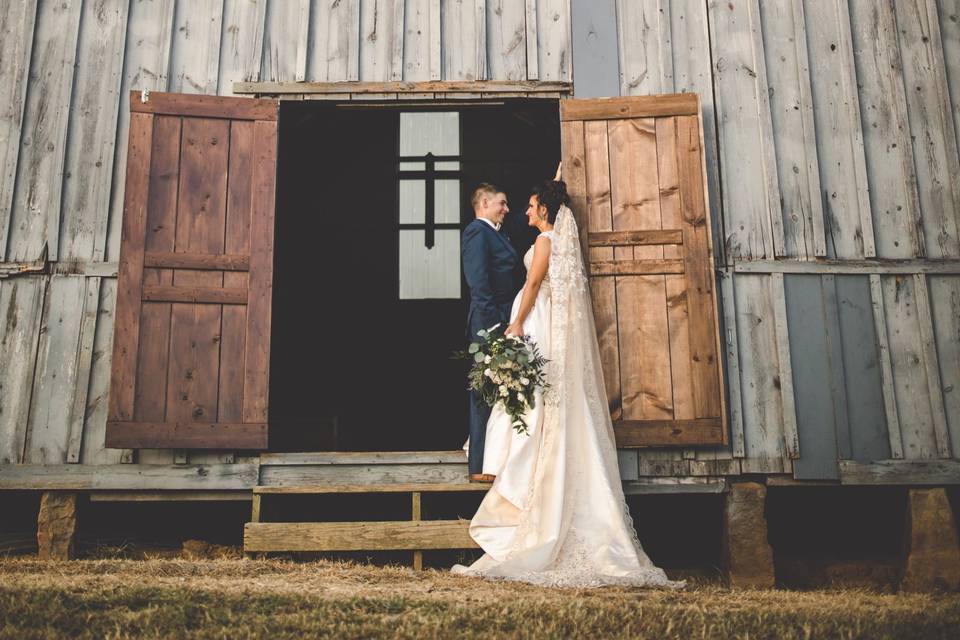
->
<box><xmin>268</xmin><ymin>99</ymin><xmax>561</xmax><ymax>452</ymax></box>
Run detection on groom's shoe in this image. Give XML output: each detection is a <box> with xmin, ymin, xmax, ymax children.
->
<box><xmin>469</xmin><ymin>474</ymin><xmax>496</xmax><ymax>483</ymax></box>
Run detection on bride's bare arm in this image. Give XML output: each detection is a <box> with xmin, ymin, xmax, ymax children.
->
<box><xmin>506</xmin><ymin>235</ymin><xmax>552</xmax><ymax>337</ymax></box>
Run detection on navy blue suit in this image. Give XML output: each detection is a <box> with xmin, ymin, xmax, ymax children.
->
<box><xmin>462</xmin><ymin>218</ymin><xmax>520</xmax><ymax>474</ymax></box>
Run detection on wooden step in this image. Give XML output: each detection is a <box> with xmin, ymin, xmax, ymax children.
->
<box><xmin>244</xmin><ymin>520</ymin><xmax>479</xmax><ymax>552</ymax></box>
<box><xmin>253</xmin><ymin>482</ymin><xmax>489</xmax><ymax>494</ymax></box>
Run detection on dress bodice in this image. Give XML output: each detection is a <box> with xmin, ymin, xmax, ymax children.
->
<box><xmin>523</xmin><ymin>230</ymin><xmax>554</xmax><ymax>275</ymax></box>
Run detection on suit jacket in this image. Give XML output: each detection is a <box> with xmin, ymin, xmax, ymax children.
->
<box><xmin>462</xmin><ymin>218</ymin><xmax>520</xmax><ymax>339</ymax></box>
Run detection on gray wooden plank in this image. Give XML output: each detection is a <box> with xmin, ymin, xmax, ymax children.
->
<box><xmin>733</xmin><ymin>259</ymin><xmax>960</xmax><ymax>275</ymax></box>
<box><xmin>218</xmin><ymin>0</ymin><xmax>267</xmax><ymax>95</ymax></box>
<box><xmin>670</xmin><ymin>0</ymin><xmax>726</xmax><ymax>268</ymax></box>
<box><xmin>535</xmin><ymin>0</ymin><xmax>570</xmax><ymax>81</ymax></box>
<box><xmin>803</xmin><ymin>0</ymin><xmax>875</xmax><ymax>259</ymax></box>
<box><xmin>927</xmin><ymin>275</ymin><xmax>960</xmax><ymax>458</ymax></box>
<box><xmin>0</xmin><ymin>463</ymin><xmax>259</xmax><ymax>490</ymax></box>
<box><xmin>6</xmin><ymin>0</ymin><xmax>83</xmax><ymax>262</ymax></box>
<box><xmin>912</xmin><ymin>274</ymin><xmax>952</xmax><ymax>457</ymax></box>
<box><xmin>783</xmin><ymin>274</ymin><xmax>839</xmax><ymax>479</ymax></box>
<box><xmin>895</xmin><ymin>0</ymin><xmax>960</xmax><ymax>258</ymax></box>
<box><xmin>0</xmin><ymin>276</ymin><xmax>47</xmax><ymax>464</ymax></box>
<box><xmin>60</xmin><ymin>0</ymin><xmax>129</xmax><ymax>263</ymax></box>
<box><xmin>834</xmin><ymin>275</ymin><xmax>891</xmax><ymax>461</ymax></box>
<box><xmin>758</xmin><ymin>0</ymin><xmax>826</xmax><ymax>259</ymax></box>
<box><xmin>487</xmin><ymin>0</ymin><xmax>527</xmax><ymax>81</ymax></box>
<box><xmin>260</xmin><ymin>463</ymin><xmax>469</xmax><ymax>486</ymax></box>
<box><xmin>718</xmin><ymin>269</ymin><xmax>745</xmax><ymax>458</ymax></box>
<box><xmin>0</xmin><ymin>0</ymin><xmax>38</xmax><ymax>262</ymax></box>
<box><xmin>617</xmin><ymin>450</ymin><xmax>639</xmax><ymax>481</ymax></box>
<box><xmin>105</xmin><ymin>0</ymin><xmax>175</xmax><ymax>263</ymax></box>
<box><xmin>734</xmin><ymin>274</ymin><xmax>788</xmax><ymax>467</ymax></box>
<box><xmin>707</xmin><ymin>0</ymin><xmax>783</xmax><ymax>260</ymax></box>
<box><xmin>79</xmin><ymin>278</ymin><xmax>129</xmax><ymax>465</ymax></box>
<box><xmin>882</xmin><ymin>275</ymin><xmax>939</xmax><ymax>458</ymax></box>
<box><xmin>839</xmin><ymin>459</ymin><xmax>960</xmax><ymax>484</ymax></box>
<box><xmin>849</xmin><ymin>0</ymin><xmax>924</xmax><ymax>259</ymax></box>
<box><xmin>525</xmin><ymin>0</ymin><xmax>539</xmax><ymax>80</ymax></box>
<box><xmin>941</xmin><ymin>0</ymin><xmax>960</xmax><ymax>170</ymax></box>
<box><xmin>616</xmin><ymin>0</ymin><xmax>671</xmax><ymax>95</ymax></box>
<box><xmin>169</xmin><ymin>1</ymin><xmax>223</xmax><ymax>94</ymax></box>
<box><xmin>359</xmin><ymin>0</ymin><xmax>405</xmax><ymax>81</ymax></box>
<box><xmin>442</xmin><ymin>0</ymin><xmax>487</xmax><ymax>80</ymax></box>
<box><xmin>65</xmin><ymin>277</ymin><xmax>101</xmax><ymax>463</ymax></box>
<box><xmin>402</xmin><ymin>0</ymin><xmax>434</xmax><ymax>80</ymax></box>
<box><xmin>259</xmin><ymin>451</ymin><xmax>466</xmax><ymax>465</ymax></box>
<box><xmin>771</xmin><ymin>273</ymin><xmax>800</xmax><ymax>461</ymax></box>
<box><xmin>308</xmin><ymin>0</ymin><xmax>360</xmax><ymax>81</ymax></box>
<box><xmin>261</xmin><ymin>0</ymin><xmax>310</xmax><ymax>83</ymax></box>
<box><xmin>24</xmin><ymin>276</ymin><xmax>87</xmax><ymax>463</ymax></box>
<box><xmin>869</xmin><ymin>274</ymin><xmax>905</xmax><ymax>458</ymax></box>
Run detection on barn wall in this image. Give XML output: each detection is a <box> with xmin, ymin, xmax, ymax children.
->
<box><xmin>0</xmin><ymin>0</ymin><xmax>958</xmax><ymax>482</ymax></box>
<box><xmin>600</xmin><ymin>0</ymin><xmax>960</xmax><ymax>480</ymax></box>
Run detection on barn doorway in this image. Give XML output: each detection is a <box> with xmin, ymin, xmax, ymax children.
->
<box><xmin>268</xmin><ymin>99</ymin><xmax>561</xmax><ymax>452</ymax></box>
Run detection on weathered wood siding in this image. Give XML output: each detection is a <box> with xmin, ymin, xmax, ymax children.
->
<box><xmin>0</xmin><ymin>0</ymin><xmax>958</xmax><ymax>483</ymax></box>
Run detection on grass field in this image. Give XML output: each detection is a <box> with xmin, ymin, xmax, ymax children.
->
<box><xmin>1</xmin><ymin>557</ymin><xmax>958</xmax><ymax>639</ymax></box>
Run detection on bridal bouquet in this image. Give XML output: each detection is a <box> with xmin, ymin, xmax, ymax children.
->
<box><xmin>455</xmin><ymin>323</ymin><xmax>549</xmax><ymax>435</ymax></box>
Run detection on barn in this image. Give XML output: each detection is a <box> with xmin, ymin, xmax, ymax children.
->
<box><xmin>1</xmin><ymin>0</ymin><xmax>958</xmax><ymax>588</ymax></box>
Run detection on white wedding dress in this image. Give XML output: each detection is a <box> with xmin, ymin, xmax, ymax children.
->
<box><xmin>453</xmin><ymin>206</ymin><xmax>685</xmax><ymax>589</ymax></box>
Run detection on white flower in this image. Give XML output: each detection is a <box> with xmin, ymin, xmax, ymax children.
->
<box><xmin>484</xmin><ymin>355</ymin><xmax>492</xmax><ymax>364</ymax></box>
<box><xmin>516</xmin><ymin>392</ymin><xmax>525</xmax><ymax>404</ymax></box>
<box><xmin>520</xmin><ymin>376</ymin><xmax>530</xmax><ymax>386</ymax></box>
<box><xmin>499</xmin><ymin>385</ymin><xmax>508</xmax><ymax>397</ymax></box>
<box><xmin>484</xmin><ymin>368</ymin><xmax>493</xmax><ymax>378</ymax></box>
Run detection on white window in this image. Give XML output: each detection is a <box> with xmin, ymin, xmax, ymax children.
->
<box><xmin>398</xmin><ymin>112</ymin><xmax>461</xmax><ymax>300</ymax></box>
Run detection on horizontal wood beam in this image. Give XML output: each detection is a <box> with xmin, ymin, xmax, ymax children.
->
<box><xmin>622</xmin><ymin>479</ymin><xmax>727</xmax><ymax>494</ymax></box>
<box><xmin>589</xmin><ymin>230</ymin><xmax>683</xmax><ymax>246</ymax></box>
<box><xmin>0</xmin><ymin>464</ymin><xmax>259</xmax><ymax>490</ymax></box>
<box><xmin>144</xmin><ymin>252</ymin><xmax>250</xmax><ymax>271</ymax></box>
<box><xmin>233</xmin><ymin>80</ymin><xmax>571</xmax><ymax>95</ymax></box>
<box><xmin>590</xmin><ymin>259</ymin><xmax>685</xmax><ymax>276</ymax></box>
<box><xmin>141</xmin><ymin>285</ymin><xmax>247</xmax><ymax>304</ymax></box>
<box><xmin>839</xmin><ymin>460</ymin><xmax>960</xmax><ymax>485</ymax></box>
<box><xmin>131</xmin><ymin>91</ymin><xmax>278</xmax><ymax>120</ymax></box>
<box><xmin>105</xmin><ymin>421</ymin><xmax>267</xmax><ymax>449</ymax></box>
<box><xmin>254</xmin><ymin>483</ymin><xmax>488</xmax><ymax>494</ymax></box>
<box><xmin>615</xmin><ymin>418</ymin><xmax>725</xmax><ymax>447</ymax></box>
<box><xmin>258</xmin><ymin>451</ymin><xmax>467</xmax><ymax>466</ymax></box>
<box><xmin>89</xmin><ymin>491</ymin><xmax>252</xmax><ymax>502</ymax></box>
<box><xmin>560</xmin><ymin>93</ymin><xmax>699</xmax><ymax>121</ymax></box>
<box><xmin>733</xmin><ymin>259</ymin><xmax>960</xmax><ymax>274</ymax></box>
<box><xmin>244</xmin><ymin>521</ymin><xmax>479</xmax><ymax>552</ymax></box>
<box><xmin>1</xmin><ymin>261</ymin><xmax>118</xmax><ymax>278</ymax></box>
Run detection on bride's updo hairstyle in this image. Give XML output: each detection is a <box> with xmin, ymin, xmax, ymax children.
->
<box><xmin>532</xmin><ymin>180</ymin><xmax>571</xmax><ymax>224</ymax></box>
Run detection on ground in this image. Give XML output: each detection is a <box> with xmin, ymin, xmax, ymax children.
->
<box><xmin>1</xmin><ymin>557</ymin><xmax>958</xmax><ymax>639</ymax></box>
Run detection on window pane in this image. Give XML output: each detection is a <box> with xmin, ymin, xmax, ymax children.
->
<box><xmin>400</xmin><ymin>112</ymin><xmax>459</xmax><ymax>156</ymax></box>
<box><xmin>399</xmin><ymin>180</ymin><xmax>425</xmax><ymax>224</ymax></box>
<box><xmin>399</xmin><ymin>230</ymin><xmax>461</xmax><ymax>299</ymax></box>
<box><xmin>435</xmin><ymin>179</ymin><xmax>460</xmax><ymax>224</ymax></box>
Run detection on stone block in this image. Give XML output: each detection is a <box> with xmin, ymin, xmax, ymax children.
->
<box><xmin>722</xmin><ymin>481</ymin><xmax>775</xmax><ymax>588</ymax></box>
<box><xmin>901</xmin><ymin>488</ymin><xmax>960</xmax><ymax>592</ymax></box>
<box><xmin>37</xmin><ymin>492</ymin><xmax>77</xmax><ymax>560</ymax></box>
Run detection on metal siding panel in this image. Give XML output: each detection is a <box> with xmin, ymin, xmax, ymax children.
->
<box><xmin>835</xmin><ymin>274</ymin><xmax>892</xmax><ymax>461</ymax></box>
<box><xmin>784</xmin><ymin>274</ymin><xmax>840</xmax><ymax>479</ymax></box>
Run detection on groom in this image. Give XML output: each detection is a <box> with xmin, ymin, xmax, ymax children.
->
<box><xmin>462</xmin><ymin>183</ymin><xmax>519</xmax><ymax>482</ymax></box>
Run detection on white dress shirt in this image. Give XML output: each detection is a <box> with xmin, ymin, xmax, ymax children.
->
<box><xmin>478</xmin><ymin>217</ymin><xmax>501</xmax><ymax>232</ymax></box>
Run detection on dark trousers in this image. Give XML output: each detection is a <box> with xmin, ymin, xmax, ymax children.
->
<box><xmin>468</xmin><ymin>388</ymin><xmax>493</xmax><ymax>475</ymax></box>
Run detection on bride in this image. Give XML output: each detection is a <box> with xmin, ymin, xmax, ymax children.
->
<box><xmin>453</xmin><ymin>178</ymin><xmax>686</xmax><ymax>589</ymax></box>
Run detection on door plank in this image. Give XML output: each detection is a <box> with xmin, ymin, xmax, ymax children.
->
<box><xmin>608</xmin><ymin>117</ymin><xmax>673</xmax><ymax>421</ymax></box>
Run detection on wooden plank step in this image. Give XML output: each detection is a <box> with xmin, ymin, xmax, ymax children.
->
<box><xmin>258</xmin><ymin>451</ymin><xmax>467</xmax><ymax>466</ymax></box>
<box><xmin>254</xmin><ymin>483</ymin><xmax>489</xmax><ymax>494</ymax></box>
<box><xmin>244</xmin><ymin>520</ymin><xmax>479</xmax><ymax>552</ymax></box>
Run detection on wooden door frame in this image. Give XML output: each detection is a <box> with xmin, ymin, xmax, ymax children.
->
<box><xmin>232</xmin><ymin>80</ymin><xmax>572</xmax><ymax>100</ymax></box>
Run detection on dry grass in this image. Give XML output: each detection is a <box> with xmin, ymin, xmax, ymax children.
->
<box><xmin>1</xmin><ymin>557</ymin><xmax>958</xmax><ymax>639</ymax></box>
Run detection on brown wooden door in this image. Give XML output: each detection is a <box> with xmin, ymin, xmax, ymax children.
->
<box><xmin>106</xmin><ymin>92</ymin><xmax>278</xmax><ymax>449</ymax></box>
<box><xmin>560</xmin><ymin>93</ymin><xmax>727</xmax><ymax>447</ymax></box>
